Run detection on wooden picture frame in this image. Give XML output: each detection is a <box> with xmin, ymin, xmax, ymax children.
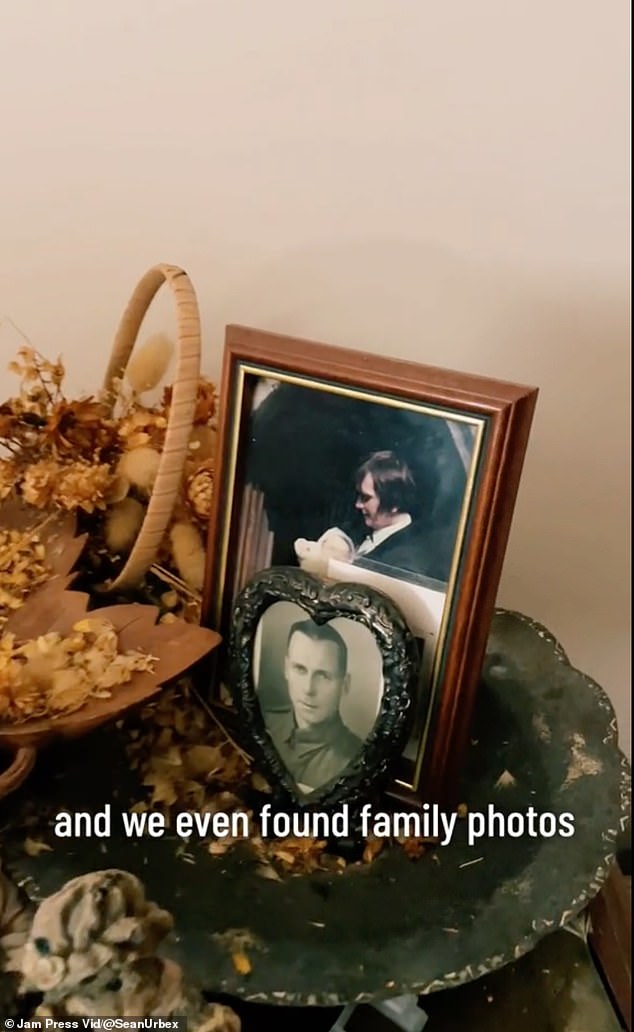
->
<box><xmin>201</xmin><ymin>324</ymin><xmax>538</xmax><ymax>807</ymax></box>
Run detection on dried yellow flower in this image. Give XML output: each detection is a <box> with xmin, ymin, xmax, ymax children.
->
<box><xmin>186</xmin><ymin>460</ymin><xmax>214</xmax><ymax>522</ymax></box>
<box><xmin>0</xmin><ymin>526</ymin><xmax>51</xmax><ymax>633</ymax></box>
<box><xmin>46</xmin><ymin>398</ymin><xmax>117</xmax><ymax>458</ymax></box>
<box><xmin>0</xmin><ymin>460</ymin><xmax>17</xmax><ymax>501</ymax></box>
<box><xmin>117</xmin><ymin>408</ymin><xmax>168</xmax><ymax>452</ymax></box>
<box><xmin>21</xmin><ymin>460</ymin><xmax>60</xmax><ymax>508</ymax></box>
<box><xmin>52</xmin><ymin>461</ymin><xmax>114</xmax><ymax>513</ymax></box>
<box><xmin>163</xmin><ymin>377</ymin><xmax>217</xmax><ymax>427</ymax></box>
<box><xmin>0</xmin><ymin>618</ymin><xmax>156</xmax><ymax>725</ymax></box>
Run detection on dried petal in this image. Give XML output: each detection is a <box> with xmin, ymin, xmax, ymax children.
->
<box><xmin>231</xmin><ymin>951</ymin><xmax>252</xmax><ymax>976</ymax></box>
<box><xmin>362</xmin><ymin>836</ymin><xmax>385</xmax><ymax>864</ymax></box>
<box><xmin>23</xmin><ymin>837</ymin><xmax>53</xmax><ymax>857</ymax></box>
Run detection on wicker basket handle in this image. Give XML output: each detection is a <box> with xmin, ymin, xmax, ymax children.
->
<box><xmin>101</xmin><ymin>263</ymin><xmax>201</xmax><ymax>591</ymax></box>
<box><xmin>0</xmin><ymin>746</ymin><xmax>36</xmax><ymax>800</ymax></box>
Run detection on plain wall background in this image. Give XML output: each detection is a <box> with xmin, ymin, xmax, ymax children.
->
<box><xmin>1</xmin><ymin>1</ymin><xmax>630</xmax><ymax>755</ymax></box>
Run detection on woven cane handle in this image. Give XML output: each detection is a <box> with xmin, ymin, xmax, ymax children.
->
<box><xmin>102</xmin><ymin>264</ymin><xmax>201</xmax><ymax>591</ymax></box>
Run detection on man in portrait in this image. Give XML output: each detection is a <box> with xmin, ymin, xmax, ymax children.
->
<box><xmin>351</xmin><ymin>450</ymin><xmax>452</xmax><ymax>582</ymax></box>
<box><xmin>291</xmin><ymin>450</ymin><xmax>455</xmax><ymax>584</ymax></box>
<box><xmin>263</xmin><ymin>619</ymin><xmax>363</xmax><ymax>793</ymax></box>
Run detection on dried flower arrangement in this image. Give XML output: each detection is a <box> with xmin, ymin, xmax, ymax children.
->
<box><xmin>0</xmin><ymin>338</ymin><xmax>216</xmax><ymax>616</ymax></box>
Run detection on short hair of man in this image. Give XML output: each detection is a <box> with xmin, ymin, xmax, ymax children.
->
<box><xmin>286</xmin><ymin>619</ymin><xmax>348</xmax><ymax>678</ymax></box>
<box><xmin>355</xmin><ymin>450</ymin><xmax>417</xmax><ymax>514</ymax></box>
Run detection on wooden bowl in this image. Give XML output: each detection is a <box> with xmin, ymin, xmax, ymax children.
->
<box><xmin>1</xmin><ymin>501</ymin><xmax>90</xmax><ymax>796</ymax></box>
<box><xmin>0</xmin><ymin>583</ymin><xmax>221</xmax><ymax>752</ymax></box>
<box><xmin>0</xmin><ymin>497</ymin><xmax>87</xmax><ymax>578</ymax></box>
<box><xmin>0</xmin><ymin>745</ymin><xmax>36</xmax><ymax>800</ymax></box>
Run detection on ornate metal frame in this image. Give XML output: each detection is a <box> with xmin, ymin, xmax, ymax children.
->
<box><xmin>228</xmin><ymin>566</ymin><xmax>420</xmax><ymax>812</ymax></box>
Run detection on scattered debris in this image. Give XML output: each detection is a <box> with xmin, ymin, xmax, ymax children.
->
<box><xmin>23</xmin><ymin>836</ymin><xmax>53</xmax><ymax>857</ymax></box>
<box><xmin>532</xmin><ymin>713</ymin><xmax>552</xmax><ymax>743</ymax></box>
<box><xmin>231</xmin><ymin>951</ymin><xmax>252</xmax><ymax>976</ymax></box>
<box><xmin>122</xmin><ymin>683</ymin><xmax>432</xmax><ymax>878</ymax></box>
<box><xmin>564</xmin><ymin>733</ymin><xmax>603</xmax><ymax>787</ymax></box>
<box><xmin>494</xmin><ymin>770</ymin><xmax>517</xmax><ymax>790</ymax></box>
<box><xmin>362</xmin><ymin>836</ymin><xmax>385</xmax><ymax>864</ymax></box>
<box><xmin>214</xmin><ymin>925</ymin><xmax>263</xmax><ymax>979</ymax></box>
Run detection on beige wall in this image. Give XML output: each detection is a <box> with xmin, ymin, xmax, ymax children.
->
<box><xmin>1</xmin><ymin>1</ymin><xmax>630</xmax><ymax>755</ymax></box>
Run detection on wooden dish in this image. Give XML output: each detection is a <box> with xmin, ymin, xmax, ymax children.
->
<box><xmin>0</xmin><ymin>745</ymin><xmax>36</xmax><ymax>801</ymax></box>
<box><xmin>1</xmin><ymin>501</ymin><xmax>90</xmax><ymax>797</ymax></box>
<box><xmin>0</xmin><ymin>497</ymin><xmax>87</xmax><ymax>581</ymax></box>
<box><xmin>0</xmin><ymin>584</ymin><xmax>221</xmax><ymax>753</ymax></box>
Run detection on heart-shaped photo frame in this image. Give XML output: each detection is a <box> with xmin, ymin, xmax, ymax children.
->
<box><xmin>228</xmin><ymin>566</ymin><xmax>420</xmax><ymax>812</ymax></box>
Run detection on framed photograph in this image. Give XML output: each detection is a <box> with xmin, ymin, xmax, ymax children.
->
<box><xmin>228</xmin><ymin>566</ymin><xmax>418</xmax><ymax>812</ymax></box>
<box><xmin>202</xmin><ymin>324</ymin><xmax>538</xmax><ymax>807</ymax></box>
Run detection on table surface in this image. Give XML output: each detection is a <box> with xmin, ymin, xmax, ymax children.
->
<box><xmin>0</xmin><ymin>608</ymin><xmax>630</xmax><ymax>1008</ymax></box>
<box><xmin>224</xmin><ymin>925</ymin><xmax>626</xmax><ymax>1031</ymax></box>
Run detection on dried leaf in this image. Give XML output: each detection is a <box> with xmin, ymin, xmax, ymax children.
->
<box><xmin>396</xmin><ymin>836</ymin><xmax>427</xmax><ymax>860</ymax></box>
<box><xmin>184</xmin><ymin>744</ymin><xmax>224</xmax><ymax>779</ymax></box>
<box><xmin>120</xmin><ymin>684</ymin><xmax>428</xmax><ymax>877</ymax></box>
<box><xmin>250</xmin><ymin>771</ymin><xmax>272</xmax><ymax>793</ymax></box>
<box><xmin>23</xmin><ymin>836</ymin><xmax>53</xmax><ymax>857</ymax></box>
<box><xmin>207</xmin><ymin>838</ymin><xmax>238</xmax><ymax>857</ymax></box>
<box><xmin>494</xmin><ymin>770</ymin><xmax>517</xmax><ymax>790</ymax></box>
<box><xmin>255</xmin><ymin>863</ymin><xmax>282</xmax><ymax>882</ymax></box>
<box><xmin>146</xmin><ymin>774</ymin><xmax>178</xmax><ymax>807</ymax></box>
<box><xmin>362</xmin><ymin>836</ymin><xmax>385</xmax><ymax>864</ymax></box>
<box><xmin>231</xmin><ymin>951</ymin><xmax>252</xmax><ymax>975</ymax></box>
<box><xmin>270</xmin><ymin>849</ymin><xmax>295</xmax><ymax>866</ymax></box>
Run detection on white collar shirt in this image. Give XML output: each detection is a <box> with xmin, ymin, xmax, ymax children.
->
<box><xmin>356</xmin><ymin>513</ymin><xmax>412</xmax><ymax>556</ymax></box>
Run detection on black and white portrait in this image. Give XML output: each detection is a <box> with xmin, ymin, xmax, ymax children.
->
<box><xmin>254</xmin><ymin>601</ymin><xmax>383</xmax><ymax>795</ymax></box>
